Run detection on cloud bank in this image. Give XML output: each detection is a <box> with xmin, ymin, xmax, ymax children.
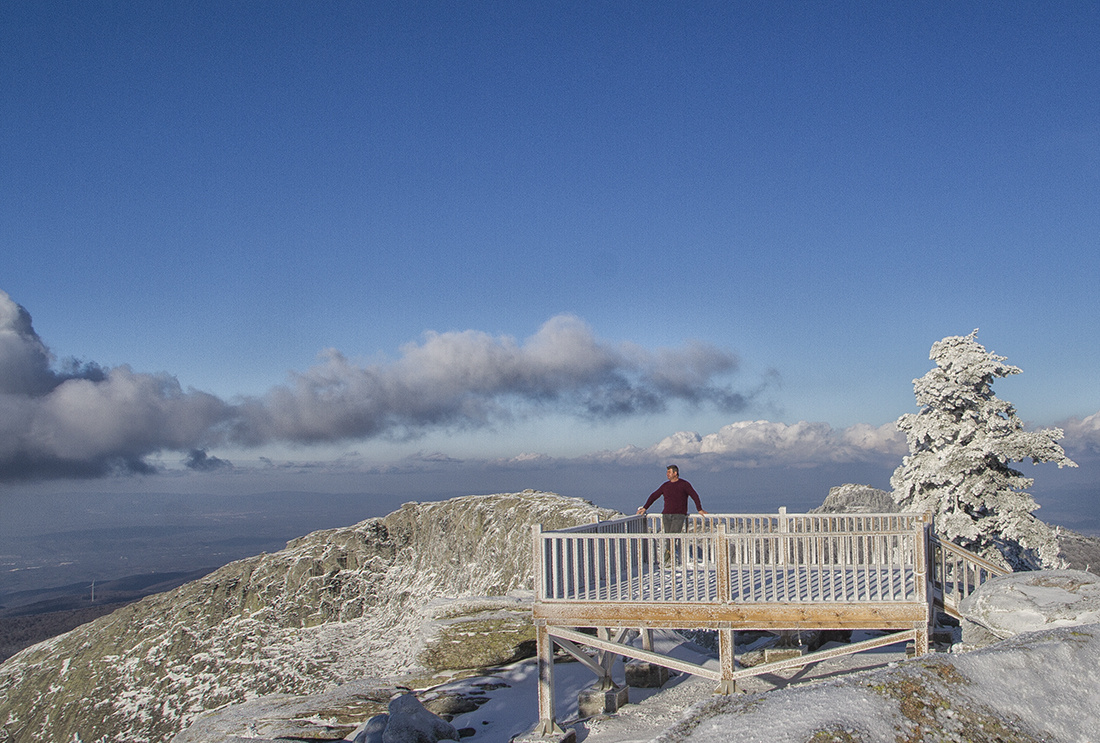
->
<box><xmin>0</xmin><ymin>292</ymin><xmax>232</xmax><ymax>479</ymax></box>
<box><xmin>0</xmin><ymin>290</ymin><xmax>756</xmax><ymax>481</ymax></box>
<box><xmin>572</xmin><ymin>419</ymin><xmax>908</xmax><ymax>469</ymax></box>
<box><xmin>229</xmin><ymin>315</ymin><xmax>751</xmax><ymax>446</ymax></box>
<box><xmin>6</xmin><ymin>288</ymin><xmax>1094</xmax><ymax>485</ymax></box>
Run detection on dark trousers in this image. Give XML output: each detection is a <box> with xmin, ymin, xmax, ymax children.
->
<box><xmin>661</xmin><ymin>513</ymin><xmax>687</xmax><ymax>564</ymax></box>
<box><xmin>662</xmin><ymin>513</ymin><xmax>687</xmax><ymax>533</ymax></box>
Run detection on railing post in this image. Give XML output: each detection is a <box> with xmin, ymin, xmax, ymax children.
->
<box><xmin>914</xmin><ymin>511</ymin><xmax>933</xmax><ymax>655</ymax></box>
<box><xmin>717</xmin><ymin>524</ymin><xmax>731</xmax><ymax>604</ymax></box>
<box><xmin>532</xmin><ymin>524</ymin><xmax>544</xmax><ymax>599</ymax></box>
<box><xmin>778</xmin><ymin>506</ymin><xmax>788</xmax><ymax>566</ymax></box>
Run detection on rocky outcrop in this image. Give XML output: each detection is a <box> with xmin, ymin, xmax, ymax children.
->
<box><xmin>957</xmin><ymin>569</ymin><xmax>1100</xmax><ymax>649</ymax></box>
<box><xmin>1056</xmin><ymin>528</ymin><xmax>1100</xmax><ymax>573</ymax></box>
<box><xmin>810</xmin><ymin>483</ymin><xmax>898</xmax><ymax>514</ymax></box>
<box><xmin>0</xmin><ymin>492</ymin><xmax>616</xmax><ymax>743</ymax></box>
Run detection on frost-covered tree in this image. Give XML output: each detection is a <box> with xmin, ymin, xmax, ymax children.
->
<box><xmin>890</xmin><ymin>331</ymin><xmax>1077</xmax><ymax>571</ymax></box>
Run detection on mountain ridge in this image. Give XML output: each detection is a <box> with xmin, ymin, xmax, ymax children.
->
<box><xmin>0</xmin><ymin>491</ymin><xmax>616</xmax><ymax>743</ymax></box>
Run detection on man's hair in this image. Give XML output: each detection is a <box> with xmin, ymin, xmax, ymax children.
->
<box><xmin>666</xmin><ymin>464</ymin><xmax>679</xmax><ymax>474</ymax></box>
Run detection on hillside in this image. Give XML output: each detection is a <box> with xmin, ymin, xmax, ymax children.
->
<box><xmin>0</xmin><ymin>491</ymin><xmax>616</xmax><ymax>743</ymax></box>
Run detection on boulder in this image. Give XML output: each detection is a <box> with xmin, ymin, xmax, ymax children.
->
<box><xmin>382</xmin><ymin>694</ymin><xmax>458</xmax><ymax>743</ymax></box>
<box><xmin>958</xmin><ymin>569</ymin><xmax>1100</xmax><ymax>648</ymax></box>
<box><xmin>354</xmin><ymin>714</ymin><xmax>389</xmax><ymax>743</ymax></box>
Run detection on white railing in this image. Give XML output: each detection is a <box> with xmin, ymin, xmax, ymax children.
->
<box><xmin>536</xmin><ymin>511</ymin><xmax>927</xmax><ymax>605</ymax></box>
<box><xmin>678</xmin><ymin>511</ymin><xmax>923</xmax><ymax>536</ymax></box>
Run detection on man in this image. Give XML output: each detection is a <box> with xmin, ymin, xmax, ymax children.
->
<box><xmin>637</xmin><ymin>464</ymin><xmax>708</xmax><ymax>534</ymax></box>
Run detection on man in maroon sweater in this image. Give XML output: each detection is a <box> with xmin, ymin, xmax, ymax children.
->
<box><xmin>636</xmin><ymin>464</ymin><xmax>709</xmax><ymax>534</ymax></box>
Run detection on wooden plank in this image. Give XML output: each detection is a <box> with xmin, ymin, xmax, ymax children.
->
<box><xmin>534</xmin><ymin>600</ymin><xmax>928</xmax><ymax>629</ymax></box>
<box><xmin>553</xmin><ymin>636</ymin><xmax>606</xmax><ymax>677</ymax></box>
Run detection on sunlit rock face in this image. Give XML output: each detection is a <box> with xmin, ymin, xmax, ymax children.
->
<box><xmin>810</xmin><ymin>483</ymin><xmax>899</xmax><ymax>514</ymax></box>
<box><xmin>0</xmin><ymin>491</ymin><xmax>616</xmax><ymax>743</ymax></box>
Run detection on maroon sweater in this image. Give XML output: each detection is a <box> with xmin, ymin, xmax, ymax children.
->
<box><xmin>643</xmin><ymin>479</ymin><xmax>703</xmax><ymax>515</ymax></box>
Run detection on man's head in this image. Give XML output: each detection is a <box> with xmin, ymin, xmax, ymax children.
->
<box><xmin>666</xmin><ymin>464</ymin><xmax>679</xmax><ymax>481</ymax></box>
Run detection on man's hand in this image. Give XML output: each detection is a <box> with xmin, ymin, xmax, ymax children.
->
<box><xmin>636</xmin><ymin>506</ymin><xmax>646</xmax><ymax>515</ymax></box>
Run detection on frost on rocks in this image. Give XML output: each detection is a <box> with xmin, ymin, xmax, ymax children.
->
<box><xmin>810</xmin><ymin>483</ymin><xmax>899</xmax><ymax>514</ymax></box>
<box><xmin>0</xmin><ymin>491</ymin><xmax>617</xmax><ymax>743</ymax></box>
<box><xmin>889</xmin><ymin>330</ymin><xmax>1077</xmax><ymax>571</ymax></box>
<box><xmin>957</xmin><ymin>569</ymin><xmax>1100</xmax><ymax>648</ymax></box>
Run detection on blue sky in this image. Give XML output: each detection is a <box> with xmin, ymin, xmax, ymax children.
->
<box><xmin>1</xmin><ymin>2</ymin><xmax>1098</xmax><ymax>521</ymax></box>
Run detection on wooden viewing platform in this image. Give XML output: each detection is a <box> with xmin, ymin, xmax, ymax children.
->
<box><xmin>529</xmin><ymin>508</ymin><xmax>1008</xmax><ymax>736</ymax></box>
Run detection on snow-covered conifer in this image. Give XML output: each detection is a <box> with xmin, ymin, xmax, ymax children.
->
<box><xmin>890</xmin><ymin>330</ymin><xmax>1077</xmax><ymax>571</ymax></box>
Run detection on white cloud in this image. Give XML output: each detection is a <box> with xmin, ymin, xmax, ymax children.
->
<box><xmin>228</xmin><ymin>314</ymin><xmax>753</xmax><ymax>446</ymax></box>
<box><xmin>1059</xmin><ymin>412</ymin><xmax>1100</xmax><ymax>456</ymax></box>
<box><xmin>587</xmin><ymin>420</ymin><xmax>907</xmax><ymax>468</ymax></box>
<box><xmin>0</xmin><ymin>291</ymin><xmax>757</xmax><ymax>481</ymax></box>
<box><xmin>0</xmin><ymin>290</ymin><xmax>232</xmax><ymax>479</ymax></box>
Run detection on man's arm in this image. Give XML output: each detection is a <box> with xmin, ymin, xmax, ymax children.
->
<box><xmin>686</xmin><ymin>481</ymin><xmax>708</xmax><ymax>515</ymax></box>
<box><xmin>636</xmin><ymin>486</ymin><xmax>663</xmax><ymax>515</ymax></box>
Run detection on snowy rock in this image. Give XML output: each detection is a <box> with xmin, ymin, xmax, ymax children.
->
<box><xmin>381</xmin><ymin>693</ymin><xmax>458</xmax><ymax>743</ymax></box>
<box><xmin>1056</xmin><ymin>529</ymin><xmax>1100</xmax><ymax>573</ymax></box>
<box><xmin>958</xmin><ymin>569</ymin><xmax>1100</xmax><ymax>648</ymax></box>
<box><xmin>810</xmin><ymin>484</ymin><xmax>898</xmax><ymax>514</ymax></box>
<box><xmin>417</xmin><ymin>594</ymin><xmax>535</xmax><ymax>673</ymax></box>
<box><xmin>661</xmin><ymin>623</ymin><xmax>1100</xmax><ymax>743</ymax></box>
<box><xmin>171</xmin><ymin>679</ymin><xmax>398</xmax><ymax>742</ymax></box>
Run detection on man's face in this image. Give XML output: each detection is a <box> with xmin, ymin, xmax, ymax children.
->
<box><xmin>666</xmin><ymin>468</ymin><xmax>678</xmax><ymax>481</ymax></box>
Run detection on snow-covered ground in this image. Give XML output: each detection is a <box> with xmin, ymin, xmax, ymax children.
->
<box><xmin>375</xmin><ymin>630</ymin><xmax>909</xmax><ymax>743</ymax></box>
<box><xmin>371</xmin><ymin>622</ymin><xmax>1100</xmax><ymax>743</ymax></box>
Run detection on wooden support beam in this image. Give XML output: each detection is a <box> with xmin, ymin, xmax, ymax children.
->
<box><xmin>597</xmin><ymin>627</ymin><xmax>615</xmax><ymax>688</ymax></box>
<box><xmin>723</xmin><ymin>629</ymin><xmax>917</xmax><ymax>683</ymax></box>
<box><xmin>716</xmin><ymin>629</ymin><xmax>736</xmax><ymax>694</ymax></box>
<box><xmin>913</xmin><ymin>621</ymin><xmax>929</xmax><ymax>656</ymax></box>
<box><xmin>553</xmin><ymin>637</ymin><xmax>608</xmax><ymax>678</ymax></box>
<box><xmin>549</xmin><ymin>626</ymin><xmax>722</xmax><ymax>682</ymax></box>
<box><xmin>536</xmin><ymin>616</ymin><xmax>565</xmax><ymax>734</ymax></box>
<box><xmin>535</xmin><ymin>600</ymin><xmax>929</xmax><ymax>628</ymax></box>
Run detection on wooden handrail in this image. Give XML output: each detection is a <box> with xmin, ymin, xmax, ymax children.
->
<box><xmin>928</xmin><ymin>533</ymin><xmax>1009</xmax><ymax>617</ymax></box>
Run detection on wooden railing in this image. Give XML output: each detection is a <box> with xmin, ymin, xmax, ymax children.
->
<box><xmin>929</xmin><ymin>534</ymin><xmax>1009</xmax><ymax>617</ymax></box>
<box><xmin>676</xmin><ymin>511</ymin><xmax>923</xmax><ymax>536</ymax></box>
<box><xmin>536</xmin><ymin>511</ymin><xmax>928</xmax><ymax>606</ymax></box>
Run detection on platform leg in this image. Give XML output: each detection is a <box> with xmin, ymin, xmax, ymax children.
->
<box><xmin>596</xmin><ymin>627</ymin><xmax>615</xmax><ymax>690</ymax></box>
<box><xmin>914</xmin><ymin>622</ymin><xmax>929</xmax><ymax>656</ymax></box>
<box><xmin>536</xmin><ymin>625</ymin><xmax>565</xmax><ymax>734</ymax></box>
<box><xmin>715</xmin><ymin>629</ymin><xmax>737</xmax><ymax>694</ymax></box>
